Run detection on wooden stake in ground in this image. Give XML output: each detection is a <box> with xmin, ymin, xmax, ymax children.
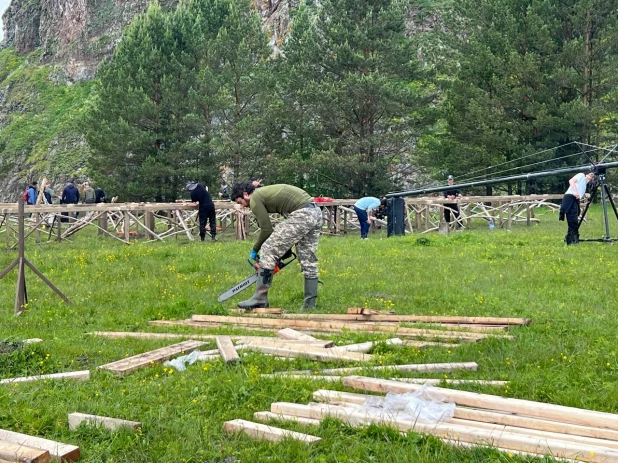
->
<box><xmin>223</xmin><ymin>419</ymin><xmax>321</xmax><ymax>443</ymax></box>
<box><xmin>216</xmin><ymin>336</ymin><xmax>240</xmax><ymax>364</ymax></box>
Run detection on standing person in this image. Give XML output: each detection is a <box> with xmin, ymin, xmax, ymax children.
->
<box><xmin>353</xmin><ymin>196</ymin><xmax>385</xmax><ymax>239</ymax></box>
<box><xmin>26</xmin><ymin>181</ymin><xmax>38</xmax><ymax>205</ymax></box>
<box><xmin>82</xmin><ymin>182</ymin><xmax>96</xmax><ymax>204</ymax></box>
<box><xmin>444</xmin><ymin>175</ymin><xmax>463</xmax><ymax>227</ymax></box>
<box><xmin>61</xmin><ymin>179</ymin><xmax>80</xmax><ymax>221</ymax></box>
<box><xmin>560</xmin><ymin>172</ymin><xmax>595</xmax><ymax>245</ymax></box>
<box><xmin>95</xmin><ymin>186</ymin><xmax>107</xmax><ymax>203</ymax></box>
<box><xmin>44</xmin><ymin>183</ymin><xmax>58</xmax><ymax>204</ymax></box>
<box><xmin>186</xmin><ymin>182</ymin><xmax>217</xmax><ymax>242</ymax></box>
<box><xmin>232</xmin><ymin>182</ymin><xmax>323</xmax><ymax>310</ymax></box>
<box><xmin>219</xmin><ymin>180</ymin><xmax>230</xmax><ymax>200</ymax></box>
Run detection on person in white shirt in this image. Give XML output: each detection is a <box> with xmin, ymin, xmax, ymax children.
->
<box><xmin>559</xmin><ymin>172</ymin><xmax>595</xmax><ymax>245</ymax></box>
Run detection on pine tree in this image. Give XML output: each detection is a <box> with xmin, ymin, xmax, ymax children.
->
<box><xmin>274</xmin><ymin>0</ymin><xmax>436</xmax><ymax>197</ymax></box>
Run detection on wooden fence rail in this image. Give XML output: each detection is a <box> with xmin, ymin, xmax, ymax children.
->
<box><xmin>0</xmin><ymin>195</ymin><xmax>562</xmax><ymax>248</ymax></box>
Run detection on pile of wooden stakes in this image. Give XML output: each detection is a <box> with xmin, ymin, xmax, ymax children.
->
<box><xmin>225</xmin><ymin>380</ymin><xmax>618</xmax><ymax>462</ymax></box>
<box><xmin>148</xmin><ymin>307</ymin><xmax>530</xmax><ymax>344</ymax></box>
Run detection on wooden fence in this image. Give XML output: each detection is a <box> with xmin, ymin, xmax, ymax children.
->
<box><xmin>0</xmin><ymin>195</ymin><xmax>562</xmax><ymax>249</ymax></box>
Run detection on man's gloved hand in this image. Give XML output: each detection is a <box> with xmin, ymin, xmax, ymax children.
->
<box><xmin>281</xmin><ymin>248</ymin><xmax>293</xmax><ymax>260</ymax></box>
<box><xmin>250</xmin><ymin>249</ymin><xmax>259</xmax><ymax>260</ymax></box>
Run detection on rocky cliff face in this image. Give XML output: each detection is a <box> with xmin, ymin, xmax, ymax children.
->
<box><xmin>0</xmin><ymin>0</ymin><xmax>300</xmax><ymax>200</ymax></box>
<box><xmin>2</xmin><ymin>0</ymin><xmax>298</xmax><ymax>81</ymax></box>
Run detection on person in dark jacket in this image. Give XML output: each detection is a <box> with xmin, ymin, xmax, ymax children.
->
<box><xmin>187</xmin><ymin>182</ymin><xmax>217</xmax><ymax>241</ymax></box>
<box><xmin>61</xmin><ymin>179</ymin><xmax>80</xmax><ymax>221</ymax></box>
<box><xmin>26</xmin><ymin>181</ymin><xmax>38</xmax><ymax>205</ymax></box>
<box><xmin>95</xmin><ymin>187</ymin><xmax>107</xmax><ymax>203</ymax></box>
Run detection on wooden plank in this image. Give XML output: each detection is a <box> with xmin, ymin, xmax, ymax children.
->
<box><xmin>392</xmin><ymin>378</ymin><xmax>508</xmax><ymax>386</ymax></box>
<box><xmin>216</xmin><ymin>336</ymin><xmax>240</xmax><ymax>364</ymax></box>
<box><xmin>190</xmin><ymin>315</ymin><xmax>496</xmax><ymax>342</ymax></box>
<box><xmin>0</xmin><ymin>370</ymin><xmax>90</xmax><ymax>385</ymax></box>
<box><xmin>277</xmin><ymin>362</ymin><xmax>478</xmax><ymax>376</ymax></box>
<box><xmin>148</xmin><ymin>320</ymin><xmax>279</xmax><ymax>333</ymax></box>
<box><xmin>261</xmin><ymin>374</ymin><xmax>344</xmax><ymax>382</ymax></box>
<box><xmin>402</xmin><ymin>340</ymin><xmax>460</xmax><ymax>348</ymax></box>
<box><xmin>0</xmin><ymin>430</ymin><xmax>79</xmax><ymax>462</ymax></box>
<box><xmin>241</xmin><ymin>344</ymin><xmax>372</xmax><ymax>362</ymax></box>
<box><xmin>344</xmin><ymin>309</ymin><xmax>531</xmax><ymax>325</ymax></box>
<box><xmin>454</xmin><ymin>407</ymin><xmax>618</xmax><ymax>442</ymax></box>
<box><xmin>253</xmin><ymin>411</ymin><xmax>321</xmax><ymax>427</ymax></box>
<box><xmin>235</xmin><ymin>337</ymin><xmax>335</xmax><ymax>349</ymax></box>
<box><xmin>332</xmin><ymin>338</ymin><xmax>403</xmax><ymax>353</ymax></box>
<box><xmin>222</xmin><ymin>419</ymin><xmax>321</xmax><ymax>443</ymax></box>
<box><xmin>92</xmin><ymin>331</ymin><xmax>286</xmax><ymax>342</ymax></box>
<box><xmin>97</xmin><ymin>340</ymin><xmax>205</xmax><ymax>376</ymax></box>
<box><xmin>270</xmin><ymin>402</ymin><xmax>618</xmax><ymax>463</ymax></box>
<box><xmin>277</xmin><ymin>328</ymin><xmax>320</xmax><ymax>341</ymax></box>
<box><xmin>68</xmin><ymin>413</ymin><xmax>141</xmax><ymax>431</ymax></box>
<box><xmin>341</xmin><ymin>376</ymin><xmax>618</xmax><ymax>431</ymax></box>
<box><xmin>229</xmin><ymin>308</ymin><xmax>282</xmax><ymax>315</ymax></box>
<box><xmin>0</xmin><ymin>440</ymin><xmax>50</xmax><ymax>463</ymax></box>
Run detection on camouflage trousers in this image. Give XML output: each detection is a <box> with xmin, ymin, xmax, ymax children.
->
<box><xmin>259</xmin><ymin>206</ymin><xmax>323</xmax><ymax>279</ymax></box>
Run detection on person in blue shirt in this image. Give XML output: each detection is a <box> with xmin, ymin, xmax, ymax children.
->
<box><xmin>353</xmin><ymin>197</ymin><xmax>386</xmax><ymax>239</ymax></box>
<box><xmin>26</xmin><ymin>181</ymin><xmax>38</xmax><ymax>205</ymax></box>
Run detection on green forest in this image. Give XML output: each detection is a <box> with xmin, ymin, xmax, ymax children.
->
<box><xmin>4</xmin><ymin>0</ymin><xmax>618</xmax><ymax>200</ymax></box>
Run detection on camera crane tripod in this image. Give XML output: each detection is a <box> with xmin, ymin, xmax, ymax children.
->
<box><xmin>385</xmin><ymin>157</ymin><xmax>618</xmax><ymax>242</ymax></box>
<box><xmin>577</xmin><ymin>165</ymin><xmax>618</xmax><ymax>243</ymax></box>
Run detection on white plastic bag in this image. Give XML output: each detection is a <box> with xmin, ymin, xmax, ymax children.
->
<box><xmin>363</xmin><ymin>384</ymin><xmax>455</xmax><ymax>424</ymax></box>
<box><xmin>163</xmin><ymin>350</ymin><xmax>201</xmax><ymax>371</ymax></box>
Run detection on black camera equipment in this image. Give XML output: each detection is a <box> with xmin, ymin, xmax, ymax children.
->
<box><xmin>577</xmin><ymin>165</ymin><xmax>618</xmax><ymax>243</ymax></box>
<box><xmin>384</xmin><ymin>159</ymin><xmax>618</xmax><ymax>241</ymax></box>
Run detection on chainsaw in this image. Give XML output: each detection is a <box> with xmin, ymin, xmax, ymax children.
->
<box><xmin>217</xmin><ymin>252</ymin><xmax>297</xmax><ymax>303</ymax></box>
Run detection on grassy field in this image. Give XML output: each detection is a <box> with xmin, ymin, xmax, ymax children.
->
<box><xmin>1</xmin><ymin>207</ymin><xmax>618</xmax><ymax>462</ymax></box>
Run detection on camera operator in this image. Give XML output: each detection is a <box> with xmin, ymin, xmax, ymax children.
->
<box><xmin>559</xmin><ymin>172</ymin><xmax>595</xmax><ymax>245</ymax></box>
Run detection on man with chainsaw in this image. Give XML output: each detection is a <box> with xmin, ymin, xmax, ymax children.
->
<box><xmin>231</xmin><ymin>182</ymin><xmax>323</xmax><ymax>310</ymax></box>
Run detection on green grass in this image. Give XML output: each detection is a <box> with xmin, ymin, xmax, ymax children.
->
<box><xmin>1</xmin><ymin>207</ymin><xmax>617</xmax><ymax>462</ymax></box>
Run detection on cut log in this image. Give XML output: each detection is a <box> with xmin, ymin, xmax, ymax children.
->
<box><xmin>0</xmin><ymin>430</ymin><xmax>79</xmax><ymax>462</ymax></box>
<box><xmin>253</xmin><ymin>411</ymin><xmax>321</xmax><ymax>427</ymax></box>
<box><xmin>276</xmin><ymin>362</ymin><xmax>478</xmax><ymax>376</ymax></box>
<box><xmin>0</xmin><ymin>440</ymin><xmax>50</xmax><ymax>463</ymax></box>
<box><xmin>341</xmin><ymin>376</ymin><xmax>618</xmax><ymax>431</ymax></box>
<box><xmin>222</xmin><ymin>419</ymin><xmax>321</xmax><ymax>443</ymax></box>
<box><xmin>332</xmin><ymin>338</ymin><xmax>402</xmax><ymax>353</ymax></box>
<box><xmin>277</xmin><ymin>328</ymin><xmax>320</xmax><ymax>341</ymax></box>
<box><xmin>240</xmin><ymin>344</ymin><xmax>372</xmax><ymax>362</ymax></box>
<box><xmin>270</xmin><ymin>402</ymin><xmax>618</xmax><ymax>463</ymax></box>
<box><xmin>68</xmin><ymin>413</ymin><xmax>141</xmax><ymax>431</ymax></box>
<box><xmin>190</xmin><ymin>315</ymin><xmax>497</xmax><ymax>342</ymax></box>
<box><xmin>0</xmin><ymin>370</ymin><xmax>90</xmax><ymax>385</ymax></box>
<box><xmin>235</xmin><ymin>337</ymin><xmax>335</xmax><ymax>349</ymax></box>
<box><xmin>216</xmin><ymin>336</ymin><xmax>240</xmax><ymax>364</ymax></box>
<box><xmin>98</xmin><ymin>340</ymin><xmax>205</xmax><ymax>376</ymax></box>
<box><xmin>345</xmin><ymin>309</ymin><xmax>531</xmax><ymax>325</ymax></box>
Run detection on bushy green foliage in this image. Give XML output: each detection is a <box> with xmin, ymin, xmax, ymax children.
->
<box><xmin>419</xmin><ymin>0</ymin><xmax>618</xmax><ymax>188</ymax></box>
<box><xmin>0</xmin><ymin>209</ymin><xmax>618</xmax><ymax>461</ymax></box>
<box><xmin>0</xmin><ymin>49</ymin><xmax>92</xmax><ymax>184</ymax></box>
